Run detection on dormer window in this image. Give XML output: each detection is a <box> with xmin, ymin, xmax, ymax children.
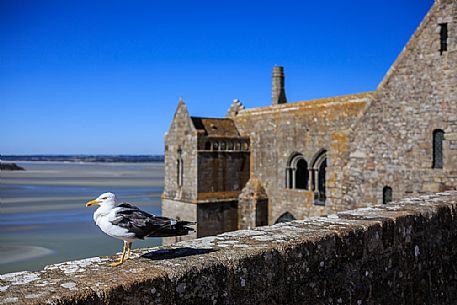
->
<box><xmin>440</xmin><ymin>23</ymin><xmax>448</xmax><ymax>55</ymax></box>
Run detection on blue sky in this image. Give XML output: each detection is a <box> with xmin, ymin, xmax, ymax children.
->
<box><xmin>1</xmin><ymin>0</ymin><xmax>434</xmax><ymax>155</ymax></box>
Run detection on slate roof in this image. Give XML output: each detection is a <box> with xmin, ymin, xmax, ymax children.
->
<box><xmin>191</xmin><ymin>117</ymin><xmax>241</xmax><ymax>137</ymax></box>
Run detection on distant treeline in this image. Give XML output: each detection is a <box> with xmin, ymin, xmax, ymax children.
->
<box><xmin>1</xmin><ymin>155</ymin><xmax>164</xmax><ymax>163</ymax></box>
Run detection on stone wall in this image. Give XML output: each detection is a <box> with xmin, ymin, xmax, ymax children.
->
<box><xmin>342</xmin><ymin>0</ymin><xmax>457</xmax><ymax>209</ymax></box>
<box><xmin>234</xmin><ymin>93</ymin><xmax>372</xmax><ymax>222</ymax></box>
<box><xmin>238</xmin><ymin>176</ymin><xmax>269</xmax><ymax>229</ymax></box>
<box><xmin>163</xmin><ymin>100</ymin><xmax>198</xmax><ymax>202</ymax></box>
<box><xmin>197</xmin><ymin>151</ymin><xmax>250</xmax><ymax>196</ymax></box>
<box><xmin>162</xmin><ymin>99</ymin><xmax>252</xmax><ymax>238</ymax></box>
<box><xmin>3</xmin><ymin>191</ymin><xmax>457</xmax><ymax>305</ymax></box>
<box><xmin>196</xmin><ymin>201</ymin><xmax>238</xmax><ymax>237</ymax></box>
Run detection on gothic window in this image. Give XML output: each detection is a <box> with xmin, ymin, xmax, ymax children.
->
<box><xmin>286</xmin><ymin>154</ymin><xmax>309</xmax><ymax>190</ymax></box>
<box><xmin>221</xmin><ymin>141</ymin><xmax>226</xmax><ymax>150</ymax></box>
<box><xmin>383</xmin><ymin>186</ymin><xmax>393</xmax><ymax>204</ymax></box>
<box><xmin>227</xmin><ymin>141</ymin><xmax>234</xmax><ymax>150</ymax></box>
<box><xmin>296</xmin><ymin>159</ymin><xmax>308</xmax><ymax>189</ymax></box>
<box><xmin>432</xmin><ymin>129</ymin><xmax>444</xmax><ymax>169</ymax></box>
<box><xmin>440</xmin><ymin>23</ymin><xmax>448</xmax><ymax>55</ymax></box>
<box><xmin>274</xmin><ymin>211</ymin><xmax>296</xmax><ymax>224</ymax></box>
<box><xmin>311</xmin><ymin>150</ymin><xmax>327</xmax><ymax>205</ymax></box>
<box><xmin>213</xmin><ymin>141</ymin><xmax>219</xmax><ymax>150</ymax></box>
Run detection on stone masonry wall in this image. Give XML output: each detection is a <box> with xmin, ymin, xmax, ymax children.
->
<box><xmin>3</xmin><ymin>192</ymin><xmax>457</xmax><ymax>305</ymax></box>
<box><xmin>235</xmin><ymin>93</ymin><xmax>372</xmax><ymax>223</ymax></box>
<box><xmin>163</xmin><ymin>100</ymin><xmax>198</xmax><ymax>202</ymax></box>
<box><xmin>196</xmin><ymin>201</ymin><xmax>238</xmax><ymax>237</ymax></box>
<box><xmin>342</xmin><ymin>0</ymin><xmax>457</xmax><ymax>209</ymax></box>
<box><xmin>197</xmin><ymin>151</ymin><xmax>250</xmax><ymax>196</ymax></box>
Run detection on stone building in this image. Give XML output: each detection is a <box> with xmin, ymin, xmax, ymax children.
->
<box><xmin>162</xmin><ymin>0</ymin><xmax>457</xmax><ymax>238</ymax></box>
<box><xmin>161</xmin><ymin>98</ymin><xmax>250</xmax><ymax>238</ymax></box>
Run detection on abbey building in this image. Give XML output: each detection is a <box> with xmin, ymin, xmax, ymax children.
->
<box><xmin>162</xmin><ymin>0</ymin><xmax>457</xmax><ymax>238</ymax></box>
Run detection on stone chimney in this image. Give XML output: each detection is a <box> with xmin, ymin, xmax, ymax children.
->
<box><xmin>272</xmin><ymin>66</ymin><xmax>287</xmax><ymax>105</ymax></box>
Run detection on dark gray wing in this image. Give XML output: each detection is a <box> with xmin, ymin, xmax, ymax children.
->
<box><xmin>110</xmin><ymin>203</ymin><xmax>195</xmax><ymax>239</ymax></box>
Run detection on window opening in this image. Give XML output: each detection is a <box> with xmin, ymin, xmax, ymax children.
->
<box><xmin>295</xmin><ymin>159</ymin><xmax>308</xmax><ymax>189</ymax></box>
<box><xmin>286</xmin><ymin>154</ymin><xmax>309</xmax><ymax>190</ymax></box>
<box><xmin>177</xmin><ymin>148</ymin><xmax>183</xmax><ymax>187</ymax></box>
<box><xmin>440</xmin><ymin>23</ymin><xmax>448</xmax><ymax>55</ymax></box>
<box><xmin>311</xmin><ymin>150</ymin><xmax>327</xmax><ymax>205</ymax></box>
<box><xmin>432</xmin><ymin>129</ymin><xmax>445</xmax><ymax>168</ymax></box>
<box><xmin>383</xmin><ymin>186</ymin><xmax>393</xmax><ymax>204</ymax></box>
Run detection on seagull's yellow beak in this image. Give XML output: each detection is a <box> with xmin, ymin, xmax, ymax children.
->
<box><xmin>85</xmin><ymin>199</ymin><xmax>100</xmax><ymax>207</ymax></box>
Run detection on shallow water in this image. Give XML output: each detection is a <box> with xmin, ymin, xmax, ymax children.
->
<box><xmin>0</xmin><ymin>161</ymin><xmax>164</xmax><ymax>274</ymax></box>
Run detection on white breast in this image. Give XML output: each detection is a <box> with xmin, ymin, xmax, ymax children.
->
<box><xmin>93</xmin><ymin>207</ymin><xmax>136</xmax><ymax>242</ymax></box>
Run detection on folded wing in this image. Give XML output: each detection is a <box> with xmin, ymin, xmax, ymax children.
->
<box><xmin>111</xmin><ymin>203</ymin><xmax>195</xmax><ymax>239</ymax></box>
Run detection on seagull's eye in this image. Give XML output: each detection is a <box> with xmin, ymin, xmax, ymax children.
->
<box><xmin>102</xmin><ymin>197</ymin><xmax>108</xmax><ymax>200</ymax></box>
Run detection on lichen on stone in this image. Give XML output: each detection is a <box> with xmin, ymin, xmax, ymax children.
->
<box><xmin>0</xmin><ymin>271</ymin><xmax>40</xmax><ymax>285</ymax></box>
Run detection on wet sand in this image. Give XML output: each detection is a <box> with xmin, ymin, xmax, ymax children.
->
<box><xmin>0</xmin><ymin>161</ymin><xmax>164</xmax><ymax>274</ymax></box>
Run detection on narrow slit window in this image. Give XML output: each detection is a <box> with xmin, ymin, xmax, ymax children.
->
<box><xmin>177</xmin><ymin>148</ymin><xmax>183</xmax><ymax>187</ymax></box>
<box><xmin>440</xmin><ymin>23</ymin><xmax>448</xmax><ymax>55</ymax></box>
<box><xmin>432</xmin><ymin>129</ymin><xmax>445</xmax><ymax>169</ymax></box>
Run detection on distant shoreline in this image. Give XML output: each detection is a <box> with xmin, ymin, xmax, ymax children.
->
<box><xmin>1</xmin><ymin>155</ymin><xmax>164</xmax><ymax>163</ymax></box>
<box><xmin>0</xmin><ymin>162</ymin><xmax>25</xmax><ymax>171</ymax></box>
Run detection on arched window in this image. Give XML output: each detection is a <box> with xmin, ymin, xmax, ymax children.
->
<box><xmin>383</xmin><ymin>186</ymin><xmax>392</xmax><ymax>204</ymax></box>
<box><xmin>311</xmin><ymin>150</ymin><xmax>327</xmax><ymax>205</ymax></box>
<box><xmin>295</xmin><ymin>159</ymin><xmax>308</xmax><ymax>189</ymax></box>
<box><xmin>286</xmin><ymin>154</ymin><xmax>309</xmax><ymax>190</ymax></box>
<box><xmin>432</xmin><ymin>129</ymin><xmax>444</xmax><ymax>169</ymax></box>
<box><xmin>274</xmin><ymin>211</ymin><xmax>296</xmax><ymax>224</ymax></box>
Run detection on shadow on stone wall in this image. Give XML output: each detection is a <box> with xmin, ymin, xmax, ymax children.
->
<box><xmin>142</xmin><ymin>247</ymin><xmax>217</xmax><ymax>260</ymax></box>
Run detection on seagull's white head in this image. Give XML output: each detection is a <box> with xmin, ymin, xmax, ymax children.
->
<box><xmin>85</xmin><ymin>192</ymin><xmax>116</xmax><ymax>208</ymax></box>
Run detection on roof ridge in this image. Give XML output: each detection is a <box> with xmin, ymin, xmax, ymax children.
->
<box><xmin>238</xmin><ymin>91</ymin><xmax>375</xmax><ymax>115</ymax></box>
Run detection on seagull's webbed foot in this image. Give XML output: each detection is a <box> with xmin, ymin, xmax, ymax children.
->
<box><xmin>110</xmin><ymin>260</ymin><xmax>124</xmax><ymax>267</ymax></box>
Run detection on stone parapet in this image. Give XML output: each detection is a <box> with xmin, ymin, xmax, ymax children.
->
<box><xmin>2</xmin><ymin>191</ymin><xmax>457</xmax><ymax>304</ymax></box>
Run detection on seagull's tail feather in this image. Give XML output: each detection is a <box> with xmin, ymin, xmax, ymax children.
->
<box><xmin>146</xmin><ymin>219</ymin><xmax>196</xmax><ymax>237</ymax></box>
<box><xmin>177</xmin><ymin>220</ymin><xmax>197</xmax><ymax>226</ymax></box>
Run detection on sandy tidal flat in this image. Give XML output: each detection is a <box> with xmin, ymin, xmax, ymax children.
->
<box><xmin>0</xmin><ymin>161</ymin><xmax>164</xmax><ymax>274</ymax></box>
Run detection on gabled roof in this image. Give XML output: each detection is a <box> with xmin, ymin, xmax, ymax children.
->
<box><xmin>191</xmin><ymin>117</ymin><xmax>241</xmax><ymax>137</ymax></box>
<box><xmin>377</xmin><ymin>1</ymin><xmax>438</xmax><ymax>90</ymax></box>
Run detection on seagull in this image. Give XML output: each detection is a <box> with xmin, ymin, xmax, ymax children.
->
<box><xmin>85</xmin><ymin>192</ymin><xmax>195</xmax><ymax>266</ymax></box>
